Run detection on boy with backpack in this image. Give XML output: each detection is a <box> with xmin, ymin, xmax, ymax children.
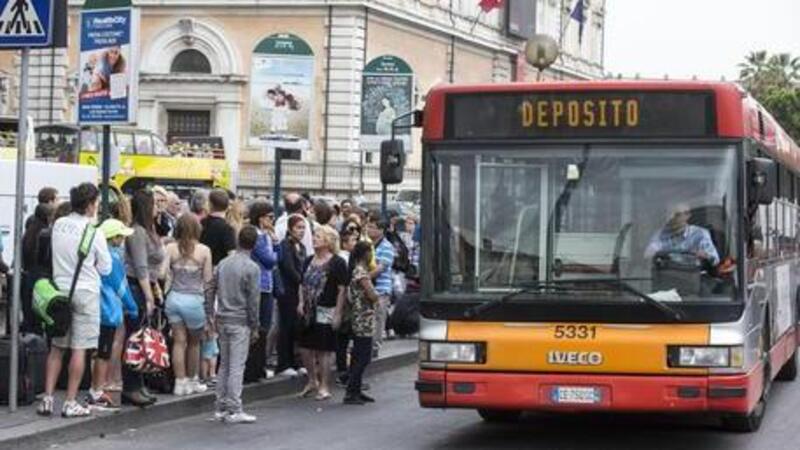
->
<box><xmin>85</xmin><ymin>219</ymin><xmax>138</xmax><ymax>410</ymax></box>
<box><xmin>38</xmin><ymin>183</ymin><xmax>112</xmax><ymax>418</ymax></box>
<box><xmin>205</xmin><ymin>225</ymin><xmax>261</xmax><ymax>423</ymax></box>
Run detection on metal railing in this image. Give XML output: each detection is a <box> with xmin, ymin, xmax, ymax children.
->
<box><xmin>238</xmin><ymin>161</ymin><xmax>422</xmax><ymax>196</ymax></box>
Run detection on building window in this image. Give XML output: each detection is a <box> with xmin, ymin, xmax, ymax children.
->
<box><xmin>170</xmin><ymin>49</ymin><xmax>212</xmax><ymax>74</ymax></box>
<box><xmin>167</xmin><ymin>110</ymin><xmax>211</xmax><ymax>143</ymax></box>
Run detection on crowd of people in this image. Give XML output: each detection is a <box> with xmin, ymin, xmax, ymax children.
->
<box><xmin>11</xmin><ymin>183</ymin><xmax>420</xmax><ymax>423</ymax></box>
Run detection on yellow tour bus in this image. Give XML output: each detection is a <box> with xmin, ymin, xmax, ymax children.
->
<box><xmin>34</xmin><ymin>124</ymin><xmax>230</xmax><ymax>196</ymax></box>
<box><xmin>412</xmin><ymin>80</ymin><xmax>799</xmax><ymax>432</ymax></box>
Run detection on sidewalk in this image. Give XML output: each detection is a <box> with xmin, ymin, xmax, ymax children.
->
<box><xmin>0</xmin><ymin>339</ymin><xmax>418</xmax><ymax>450</ymax></box>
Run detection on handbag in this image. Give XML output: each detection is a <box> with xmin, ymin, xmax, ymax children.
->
<box><xmin>124</xmin><ymin>313</ymin><xmax>170</xmax><ymax>374</ymax></box>
<box><xmin>296</xmin><ymin>256</ymin><xmax>328</xmax><ymax>334</ymax></box>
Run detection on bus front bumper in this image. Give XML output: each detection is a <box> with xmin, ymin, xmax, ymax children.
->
<box><xmin>416</xmin><ymin>368</ymin><xmax>761</xmax><ymax>414</ymax></box>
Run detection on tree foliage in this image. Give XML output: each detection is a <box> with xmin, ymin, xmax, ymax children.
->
<box><xmin>739</xmin><ymin>51</ymin><xmax>800</xmax><ymax>141</ymax></box>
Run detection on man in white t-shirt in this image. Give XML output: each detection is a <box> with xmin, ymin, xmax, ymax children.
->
<box><xmin>274</xmin><ymin>192</ymin><xmax>313</xmax><ymax>255</ymax></box>
<box><xmin>38</xmin><ymin>183</ymin><xmax>112</xmax><ymax>418</ymax></box>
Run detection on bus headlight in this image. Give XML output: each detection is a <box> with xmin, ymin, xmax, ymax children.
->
<box><xmin>420</xmin><ymin>341</ymin><xmax>485</xmax><ymax>364</ymax></box>
<box><xmin>668</xmin><ymin>346</ymin><xmax>744</xmax><ymax>368</ymax></box>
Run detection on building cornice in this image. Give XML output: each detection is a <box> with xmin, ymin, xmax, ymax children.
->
<box><xmin>139</xmin><ymin>72</ymin><xmax>248</xmax><ymax>84</ymax></box>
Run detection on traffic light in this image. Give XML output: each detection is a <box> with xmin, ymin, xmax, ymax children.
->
<box><xmin>380</xmin><ymin>139</ymin><xmax>405</xmax><ymax>185</ymax></box>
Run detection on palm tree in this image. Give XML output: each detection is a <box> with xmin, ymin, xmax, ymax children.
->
<box><xmin>738</xmin><ymin>51</ymin><xmax>800</xmax><ymax>97</ymax></box>
<box><xmin>766</xmin><ymin>53</ymin><xmax>800</xmax><ymax>85</ymax></box>
<box><xmin>739</xmin><ymin>51</ymin><xmax>768</xmax><ymax>81</ymax></box>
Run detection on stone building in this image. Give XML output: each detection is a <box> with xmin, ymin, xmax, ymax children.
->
<box><xmin>0</xmin><ymin>0</ymin><xmax>606</xmax><ymax>196</ymax></box>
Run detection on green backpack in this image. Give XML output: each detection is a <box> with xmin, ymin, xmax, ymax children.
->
<box><xmin>33</xmin><ymin>225</ymin><xmax>97</xmax><ymax>337</ymax></box>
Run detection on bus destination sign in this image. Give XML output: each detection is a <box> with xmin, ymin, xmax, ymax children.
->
<box><xmin>445</xmin><ymin>91</ymin><xmax>717</xmax><ymax>140</ymax></box>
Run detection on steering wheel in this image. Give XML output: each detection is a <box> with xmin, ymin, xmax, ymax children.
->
<box><xmin>652</xmin><ymin>250</ymin><xmax>704</xmax><ymax>270</ymax></box>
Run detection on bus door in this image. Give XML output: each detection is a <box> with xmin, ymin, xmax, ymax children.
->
<box><xmin>476</xmin><ymin>158</ymin><xmax>548</xmax><ymax>289</ymax></box>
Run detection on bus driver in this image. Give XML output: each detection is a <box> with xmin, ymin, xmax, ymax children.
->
<box><xmin>644</xmin><ymin>202</ymin><xmax>720</xmax><ymax>267</ymax></box>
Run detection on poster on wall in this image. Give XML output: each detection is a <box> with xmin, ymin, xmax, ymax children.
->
<box><xmin>360</xmin><ymin>55</ymin><xmax>414</xmax><ymax>153</ymax></box>
<box><xmin>248</xmin><ymin>33</ymin><xmax>314</xmax><ymax>151</ymax></box>
<box><xmin>78</xmin><ymin>7</ymin><xmax>140</xmax><ymax>124</ymax></box>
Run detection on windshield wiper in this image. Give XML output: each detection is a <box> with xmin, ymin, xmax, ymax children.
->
<box><xmin>556</xmin><ymin>278</ymin><xmax>684</xmax><ymax>322</ymax></box>
<box><xmin>463</xmin><ymin>282</ymin><xmax>569</xmax><ymax>319</ymax></box>
<box><xmin>462</xmin><ymin>279</ymin><xmax>683</xmax><ymax>322</ymax></box>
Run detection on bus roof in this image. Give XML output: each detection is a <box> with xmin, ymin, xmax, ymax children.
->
<box><xmin>423</xmin><ymin>80</ymin><xmax>800</xmax><ymax>171</ymax></box>
<box><xmin>35</xmin><ymin>123</ymin><xmax>161</xmax><ymax>135</ymax></box>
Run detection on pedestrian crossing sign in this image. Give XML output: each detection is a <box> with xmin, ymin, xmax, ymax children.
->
<box><xmin>0</xmin><ymin>0</ymin><xmax>52</xmax><ymax>48</ymax></box>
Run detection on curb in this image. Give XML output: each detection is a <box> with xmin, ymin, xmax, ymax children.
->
<box><xmin>3</xmin><ymin>348</ymin><xmax>418</xmax><ymax>450</ymax></box>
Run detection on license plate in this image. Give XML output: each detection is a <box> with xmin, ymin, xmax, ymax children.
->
<box><xmin>551</xmin><ymin>386</ymin><xmax>602</xmax><ymax>404</ymax></box>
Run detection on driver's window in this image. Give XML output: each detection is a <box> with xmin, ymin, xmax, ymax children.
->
<box><xmin>477</xmin><ymin>159</ymin><xmax>545</xmax><ymax>288</ymax></box>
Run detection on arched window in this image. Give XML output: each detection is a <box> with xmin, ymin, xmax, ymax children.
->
<box><xmin>170</xmin><ymin>49</ymin><xmax>212</xmax><ymax>74</ymax></box>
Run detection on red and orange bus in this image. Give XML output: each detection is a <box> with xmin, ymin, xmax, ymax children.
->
<box><xmin>412</xmin><ymin>81</ymin><xmax>799</xmax><ymax>431</ymax></box>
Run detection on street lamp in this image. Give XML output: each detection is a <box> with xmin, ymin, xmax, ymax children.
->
<box><xmin>524</xmin><ymin>34</ymin><xmax>559</xmax><ymax>81</ymax></box>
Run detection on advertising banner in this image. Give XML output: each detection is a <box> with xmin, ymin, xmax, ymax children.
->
<box><xmin>78</xmin><ymin>7</ymin><xmax>139</xmax><ymax>124</ymax></box>
<box><xmin>360</xmin><ymin>55</ymin><xmax>413</xmax><ymax>153</ymax></box>
<box><xmin>249</xmin><ymin>33</ymin><xmax>314</xmax><ymax>151</ymax></box>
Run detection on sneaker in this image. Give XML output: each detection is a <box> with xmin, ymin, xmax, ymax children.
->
<box><xmin>208</xmin><ymin>410</ymin><xmax>228</xmax><ymax>422</ymax></box>
<box><xmin>190</xmin><ymin>378</ymin><xmax>208</xmax><ymax>394</ymax></box>
<box><xmin>359</xmin><ymin>392</ymin><xmax>375</xmax><ymax>403</ymax></box>
<box><xmin>61</xmin><ymin>400</ymin><xmax>92</xmax><ymax>418</ymax></box>
<box><xmin>173</xmin><ymin>378</ymin><xmax>190</xmax><ymax>396</ymax></box>
<box><xmin>37</xmin><ymin>395</ymin><xmax>54</xmax><ymax>416</ymax></box>
<box><xmin>277</xmin><ymin>368</ymin><xmax>299</xmax><ymax>378</ymax></box>
<box><xmin>265</xmin><ymin>369</ymin><xmax>275</xmax><ymax>379</ymax></box>
<box><xmin>86</xmin><ymin>391</ymin><xmax>120</xmax><ymax>411</ymax></box>
<box><xmin>297</xmin><ymin>367</ymin><xmax>308</xmax><ymax>376</ymax></box>
<box><xmin>205</xmin><ymin>376</ymin><xmax>218</xmax><ymax>388</ymax></box>
<box><xmin>225</xmin><ymin>412</ymin><xmax>257</xmax><ymax>424</ymax></box>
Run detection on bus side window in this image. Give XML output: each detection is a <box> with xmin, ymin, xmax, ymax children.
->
<box><xmin>135</xmin><ymin>132</ymin><xmax>153</xmax><ymax>155</ymax></box>
<box><xmin>152</xmin><ymin>134</ymin><xmax>170</xmax><ymax>156</ymax></box>
<box><xmin>81</xmin><ymin>130</ymin><xmax>99</xmax><ymax>152</ymax></box>
<box><xmin>115</xmin><ymin>131</ymin><xmax>135</xmax><ymax>155</ymax></box>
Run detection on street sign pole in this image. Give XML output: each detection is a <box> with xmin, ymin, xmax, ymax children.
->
<box><xmin>101</xmin><ymin>125</ymin><xmax>111</xmax><ymax>218</ymax></box>
<box><xmin>8</xmin><ymin>46</ymin><xmax>31</xmax><ymax>413</ymax></box>
<box><xmin>273</xmin><ymin>147</ymin><xmax>283</xmax><ymax>214</ymax></box>
<box><xmin>1</xmin><ymin>0</ymin><xmax>57</xmax><ymax>414</ymax></box>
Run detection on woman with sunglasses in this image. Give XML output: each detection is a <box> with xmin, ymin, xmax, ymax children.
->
<box><xmin>249</xmin><ymin>201</ymin><xmax>279</xmax><ymax>377</ymax></box>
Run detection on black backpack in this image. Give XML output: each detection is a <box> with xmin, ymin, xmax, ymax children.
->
<box><xmin>385</xmin><ymin>231</ymin><xmax>411</xmax><ymax>274</ymax></box>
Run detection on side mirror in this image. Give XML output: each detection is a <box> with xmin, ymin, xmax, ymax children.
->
<box><xmin>380</xmin><ymin>139</ymin><xmax>405</xmax><ymax>185</ymax></box>
<box><xmin>747</xmin><ymin>157</ymin><xmax>776</xmax><ymax>205</ymax></box>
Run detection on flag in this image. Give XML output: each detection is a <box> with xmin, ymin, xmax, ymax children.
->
<box><xmin>570</xmin><ymin>0</ymin><xmax>586</xmax><ymax>44</ymax></box>
<box><xmin>478</xmin><ymin>0</ymin><xmax>504</xmax><ymax>13</ymax></box>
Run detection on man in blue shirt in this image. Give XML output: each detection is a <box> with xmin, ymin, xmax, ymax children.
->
<box><xmin>366</xmin><ymin>213</ymin><xmax>395</xmax><ymax>354</ymax></box>
<box><xmin>645</xmin><ymin>202</ymin><xmax>719</xmax><ymax>267</ymax></box>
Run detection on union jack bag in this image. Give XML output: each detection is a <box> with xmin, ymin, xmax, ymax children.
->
<box><xmin>124</xmin><ymin>324</ymin><xmax>170</xmax><ymax>374</ymax></box>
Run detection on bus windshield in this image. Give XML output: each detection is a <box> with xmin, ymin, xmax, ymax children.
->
<box><xmin>431</xmin><ymin>145</ymin><xmax>740</xmax><ymax>303</ymax></box>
